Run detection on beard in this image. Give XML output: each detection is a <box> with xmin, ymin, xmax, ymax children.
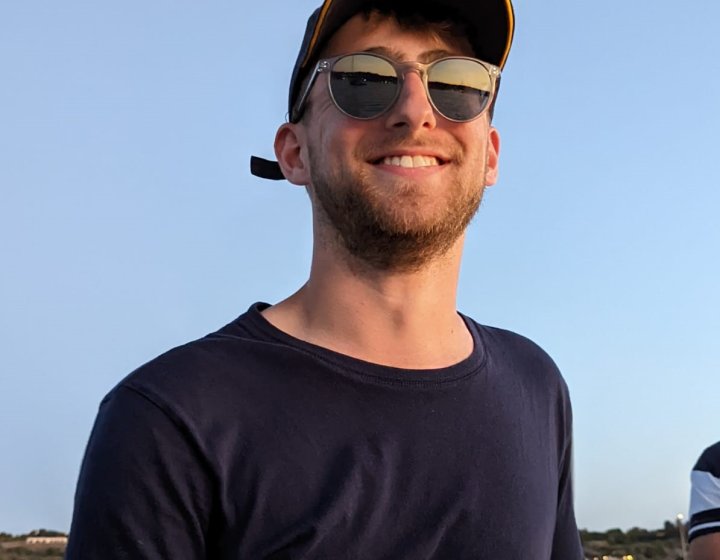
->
<box><xmin>308</xmin><ymin>139</ymin><xmax>486</xmax><ymax>273</ymax></box>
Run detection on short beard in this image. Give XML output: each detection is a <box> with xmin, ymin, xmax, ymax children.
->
<box><xmin>308</xmin><ymin>144</ymin><xmax>485</xmax><ymax>273</ymax></box>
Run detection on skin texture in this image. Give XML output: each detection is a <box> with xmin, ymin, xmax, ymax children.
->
<box><xmin>690</xmin><ymin>534</ymin><xmax>720</xmax><ymax>560</ymax></box>
<box><xmin>264</xmin><ymin>12</ymin><xmax>500</xmax><ymax>369</ymax></box>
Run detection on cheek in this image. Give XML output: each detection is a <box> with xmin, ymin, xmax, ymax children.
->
<box><xmin>462</xmin><ymin>127</ymin><xmax>491</xmax><ymax>167</ymax></box>
<box><xmin>315</xmin><ymin>119</ymin><xmax>367</xmax><ymax>163</ymax></box>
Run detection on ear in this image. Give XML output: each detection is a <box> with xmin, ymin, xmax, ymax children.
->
<box><xmin>484</xmin><ymin>126</ymin><xmax>501</xmax><ymax>187</ymax></box>
<box><xmin>274</xmin><ymin>123</ymin><xmax>311</xmax><ymax>186</ymax></box>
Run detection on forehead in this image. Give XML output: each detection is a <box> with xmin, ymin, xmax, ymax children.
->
<box><xmin>321</xmin><ymin>12</ymin><xmax>474</xmax><ymax>61</ymax></box>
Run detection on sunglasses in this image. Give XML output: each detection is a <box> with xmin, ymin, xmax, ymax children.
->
<box><xmin>291</xmin><ymin>52</ymin><xmax>500</xmax><ymax>124</ymax></box>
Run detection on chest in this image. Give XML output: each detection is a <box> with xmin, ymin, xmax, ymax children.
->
<box><xmin>210</xmin><ymin>381</ymin><xmax>562</xmax><ymax>559</ymax></box>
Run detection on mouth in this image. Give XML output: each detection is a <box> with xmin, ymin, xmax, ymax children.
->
<box><xmin>371</xmin><ymin>154</ymin><xmax>448</xmax><ymax>169</ymax></box>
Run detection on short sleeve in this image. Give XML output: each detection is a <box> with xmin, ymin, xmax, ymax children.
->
<box><xmin>550</xmin><ymin>386</ymin><xmax>584</xmax><ymax>559</ymax></box>
<box><xmin>689</xmin><ymin>442</ymin><xmax>720</xmax><ymax>543</ymax></box>
<box><xmin>66</xmin><ymin>385</ymin><xmax>214</xmax><ymax>559</ymax></box>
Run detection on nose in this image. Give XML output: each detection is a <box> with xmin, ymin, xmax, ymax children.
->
<box><xmin>384</xmin><ymin>72</ymin><xmax>437</xmax><ymax>131</ymax></box>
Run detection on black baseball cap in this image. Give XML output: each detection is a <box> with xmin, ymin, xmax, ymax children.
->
<box><xmin>250</xmin><ymin>0</ymin><xmax>515</xmax><ymax>181</ymax></box>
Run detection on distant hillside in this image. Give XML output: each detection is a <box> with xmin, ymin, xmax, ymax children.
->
<box><xmin>0</xmin><ymin>524</ymin><xmax>691</xmax><ymax>559</ymax></box>
<box><xmin>581</xmin><ymin>521</ymin><xmax>688</xmax><ymax>559</ymax></box>
<box><xmin>0</xmin><ymin>530</ymin><xmax>66</xmax><ymax>560</ymax></box>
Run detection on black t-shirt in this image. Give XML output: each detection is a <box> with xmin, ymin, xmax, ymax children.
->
<box><xmin>66</xmin><ymin>303</ymin><xmax>583</xmax><ymax>559</ymax></box>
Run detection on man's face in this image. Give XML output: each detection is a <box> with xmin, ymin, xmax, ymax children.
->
<box><xmin>296</xmin><ymin>13</ymin><xmax>500</xmax><ymax>272</ymax></box>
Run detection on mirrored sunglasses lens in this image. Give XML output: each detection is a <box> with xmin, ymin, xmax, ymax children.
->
<box><xmin>330</xmin><ymin>54</ymin><xmax>399</xmax><ymax>118</ymax></box>
<box><xmin>427</xmin><ymin>59</ymin><xmax>493</xmax><ymax>121</ymax></box>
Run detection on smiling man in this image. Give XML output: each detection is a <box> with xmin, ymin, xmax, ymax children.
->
<box><xmin>67</xmin><ymin>0</ymin><xmax>583</xmax><ymax>558</ymax></box>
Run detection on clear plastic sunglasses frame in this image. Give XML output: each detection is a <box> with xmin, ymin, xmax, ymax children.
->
<box><xmin>291</xmin><ymin>51</ymin><xmax>501</xmax><ymax>124</ymax></box>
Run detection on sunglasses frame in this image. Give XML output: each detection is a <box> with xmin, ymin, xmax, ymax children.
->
<box><xmin>291</xmin><ymin>52</ymin><xmax>501</xmax><ymax>124</ymax></box>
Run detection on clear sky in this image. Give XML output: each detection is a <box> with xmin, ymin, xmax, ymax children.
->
<box><xmin>1</xmin><ymin>0</ymin><xmax>718</xmax><ymax>535</ymax></box>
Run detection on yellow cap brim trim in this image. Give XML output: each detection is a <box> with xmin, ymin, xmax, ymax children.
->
<box><xmin>302</xmin><ymin>0</ymin><xmax>335</xmax><ymax>68</ymax></box>
<box><xmin>499</xmin><ymin>0</ymin><xmax>514</xmax><ymax>68</ymax></box>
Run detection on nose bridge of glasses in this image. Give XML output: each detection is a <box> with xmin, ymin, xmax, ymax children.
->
<box><xmin>395</xmin><ymin>60</ymin><xmax>427</xmax><ymax>79</ymax></box>
<box><xmin>388</xmin><ymin>68</ymin><xmax>438</xmax><ymax>127</ymax></box>
<box><xmin>399</xmin><ymin>67</ymin><xmax>431</xmax><ymax>101</ymax></box>
<box><xmin>393</xmin><ymin>61</ymin><xmax>437</xmax><ymax>99</ymax></box>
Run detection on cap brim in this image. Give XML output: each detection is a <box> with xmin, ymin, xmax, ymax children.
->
<box><xmin>298</xmin><ymin>0</ymin><xmax>514</xmax><ymax>76</ymax></box>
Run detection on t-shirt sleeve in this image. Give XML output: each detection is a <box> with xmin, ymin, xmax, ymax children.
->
<box><xmin>689</xmin><ymin>442</ymin><xmax>720</xmax><ymax>543</ymax></box>
<box><xmin>65</xmin><ymin>385</ymin><xmax>214</xmax><ymax>559</ymax></box>
<box><xmin>550</xmin><ymin>387</ymin><xmax>584</xmax><ymax>559</ymax></box>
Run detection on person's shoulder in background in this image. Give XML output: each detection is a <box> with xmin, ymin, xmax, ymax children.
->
<box><xmin>689</xmin><ymin>441</ymin><xmax>720</xmax><ymax>560</ymax></box>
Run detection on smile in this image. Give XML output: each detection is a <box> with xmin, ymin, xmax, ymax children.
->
<box><xmin>380</xmin><ymin>155</ymin><xmax>442</xmax><ymax>168</ymax></box>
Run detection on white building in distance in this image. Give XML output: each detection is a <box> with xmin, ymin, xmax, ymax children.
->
<box><xmin>26</xmin><ymin>536</ymin><xmax>68</xmax><ymax>545</ymax></box>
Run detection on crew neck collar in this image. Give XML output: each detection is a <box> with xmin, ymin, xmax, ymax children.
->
<box><xmin>240</xmin><ymin>302</ymin><xmax>488</xmax><ymax>386</ymax></box>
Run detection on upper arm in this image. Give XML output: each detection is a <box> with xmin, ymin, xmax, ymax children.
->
<box><xmin>690</xmin><ymin>532</ymin><xmax>720</xmax><ymax>560</ymax></box>
<box><xmin>66</xmin><ymin>385</ymin><xmax>215</xmax><ymax>560</ymax></box>
<box><xmin>551</xmin><ymin>386</ymin><xmax>584</xmax><ymax>559</ymax></box>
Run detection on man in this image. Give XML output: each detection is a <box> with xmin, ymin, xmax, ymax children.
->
<box><xmin>67</xmin><ymin>0</ymin><xmax>583</xmax><ymax>558</ymax></box>
<box><xmin>689</xmin><ymin>441</ymin><xmax>720</xmax><ymax>560</ymax></box>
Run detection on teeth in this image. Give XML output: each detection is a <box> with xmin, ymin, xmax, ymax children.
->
<box><xmin>382</xmin><ymin>155</ymin><xmax>440</xmax><ymax>168</ymax></box>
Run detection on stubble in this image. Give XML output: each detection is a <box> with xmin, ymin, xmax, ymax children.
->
<box><xmin>308</xmin><ymin>139</ymin><xmax>486</xmax><ymax>273</ymax></box>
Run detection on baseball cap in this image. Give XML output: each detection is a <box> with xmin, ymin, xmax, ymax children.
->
<box><xmin>250</xmin><ymin>0</ymin><xmax>515</xmax><ymax>181</ymax></box>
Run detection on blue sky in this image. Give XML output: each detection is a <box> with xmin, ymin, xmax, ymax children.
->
<box><xmin>1</xmin><ymin>0</ymin><xmax>718</xmax><ymax>534</ymax></box>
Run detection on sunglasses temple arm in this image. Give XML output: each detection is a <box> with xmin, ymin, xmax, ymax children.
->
<box><xmin>290</xmin><ymin>65</ymin><xmax>323</xmax><ymax>123</ymax></box>
<box><xmin>487</xmin><ymin>76</ymin><xmax>501</xmax><ymax>121</ymax></box>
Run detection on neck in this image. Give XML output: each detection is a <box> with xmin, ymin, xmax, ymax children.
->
<box><xmin>262</xmin><ymin>234</ymin><xmax>472</xmax><ymax>369</ymax></box>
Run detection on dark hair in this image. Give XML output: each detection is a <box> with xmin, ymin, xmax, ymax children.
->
<box><xmin>359</xmin><ymin>0</ymin><xmax>475</xmax><ymax>46</ymax></box>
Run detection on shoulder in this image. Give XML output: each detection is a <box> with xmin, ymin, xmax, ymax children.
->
<box><xmin>689</xmin><ymin>441</ymin><xmax>720</xmax><ymax>543</ymax></box>
<box><xmin>694</xmin><ymin>441</ymin><xmax>720</xmax><ymax>476</ymax></box>
<box><xmin>468</xmin><ymin>318</ymin><xmax>569</xmax><ymax>394</ymax></box>
<box><xmin>481</xmin><ymin>323</ymin><xmax>559</xmax><ymax>363</ymax></box>
<box><xmin>107</xmin><ymin>303</ymin><xmax>293</xmax><ymax>425</ymax></box>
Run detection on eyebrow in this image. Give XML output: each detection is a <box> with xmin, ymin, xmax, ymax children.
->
<box><xmin>362</xmin><ymin>46</ymin><xmax>456</xmax><ymax>63</ymax></box>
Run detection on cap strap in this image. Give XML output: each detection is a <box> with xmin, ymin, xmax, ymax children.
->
<box><xmin>250</xmin><ymin>156</ymin><xmax>286</xmax><ymax>180</ymax></box>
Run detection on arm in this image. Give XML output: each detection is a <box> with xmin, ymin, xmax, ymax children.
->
<box><xmin>550</xmin><ymin>435</ymin><xmax>584</xmax><ymax>559</ymax></box>
<box><xmin>690</xmin><ymin>533</ymin><xmax>720</xmax><ymax>560</ymax></box>
<box><xmin>66</xmin><ymin>385</ymin><xmax>214</xmax><ymax>559</ymax></box>
<box><xmin>551</xmin><ymin>387</ymin><xmax>584</xmax><ymax>560</ymax></box>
